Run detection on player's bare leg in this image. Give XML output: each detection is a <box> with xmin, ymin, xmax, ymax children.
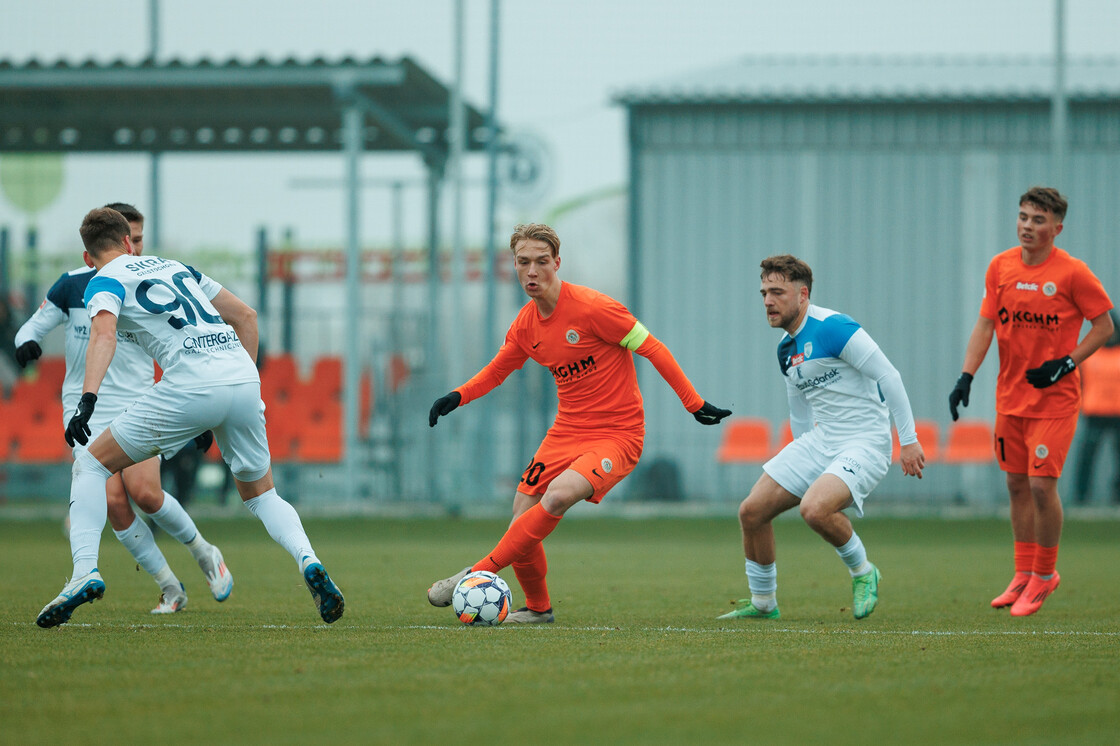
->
<box><xmin>236</xmin><ymin>468</ymin><xmax>343</xmax><ymax>623</ymax></box>
<box><xmin>719</xmin><ymin>474</ymin><xmax>799</xmax><ymax>620</ymax></box>
<box><xmin>994</xmin><ymin>473</ymin><xmax>1038</xmax><ymax>608</ymax></box>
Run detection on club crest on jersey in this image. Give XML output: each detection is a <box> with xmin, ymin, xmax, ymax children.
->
<box><xmin>803</xmin><ymin>342</ymin><xmax>813</xmax><ymax>359</ymax></box>
<box><xmin>566</xmin><ymin>329</ymin><xmax>580</xmax><ymax>344</ymax></box>
<box><xmin>1035</xmin><ymin>444</ymin><xmax>1049</xmax><ymax>459</ymax></box>
<box><xmin>1042</xmin><ymin>282</ymin><xmax>1057</xmax><ymax>297</ymax></box>
<box><xmin>791</xmin><ymin>353</ymin><xmax>804</xmax><ymax>366</ymax></box>
<box><xmin>601</xmin><ymin>458</ymin><xmax>613</xmax><ymax>473</ymax></box>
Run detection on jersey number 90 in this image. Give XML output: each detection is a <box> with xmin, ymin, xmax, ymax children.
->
<box><xmin>137</xmin><ymin>271</ymin><xmax>223</xmax><ymax>330</ymax></box>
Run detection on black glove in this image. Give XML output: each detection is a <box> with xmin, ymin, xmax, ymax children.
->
<box><xmin>193</xmin><ymin>430</ymin><xmax>214</xmax><ymax>452</ymax></box>
<box><xmin>1026</xmin><ymin>356</ymin><xmax>1076</xmax><ymax>389</ymax></box>
<box><xmin>15</xmin><ymin>340</ymin><xmax>42</xmax><ymax>368</ymax></box>
<box><xmin>65</xmin><ymin>392</ymin><xmax>98</xmax><ymax>447</ymax></box>
<box><xmin>428</xmin><ymin>391</ymin><xmax>462</xmax><ymax>427</ymax></box>
<box><xmin>948</xmin><ymin>372</ymin><xmax>973</xmax><ymax>421</ymax></box>
<box><xmin>692</xmin><ymin>401</ymin><xmax>732</xmax><ymax>425</ymax></box>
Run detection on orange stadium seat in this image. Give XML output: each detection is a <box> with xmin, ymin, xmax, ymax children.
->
<box><xmin>309</xmin><ymin>356</ymin><xmax>342</xmax><ymax>400</ymax></box>
<box><xmin>13</xmin><ymin>401</ymin><xmax>69</xmax><ymax>462</ymax></box>
<box><xmin>774</xmin><ymin>421</ymin><xmax>793</xmax><ymax>455</ymax></box>
<box><xmin>944</xmin><ymin>420</ymin><xmax>995</xmax><ymax>463</ymax></box>
<box><xmin>893</xmin><ymin>420</ymin><xmax>940</xmax><ymax>462</ymax></box>
<box><xmin>33</xmin><ymin>356</ymin><xmax>66</xmax><ymax>391</ymax></box>
<box><xmin>294</xmin><ymin>401</ymin><xmax>342</xmax><ymax>462</ymax></box>
<box><xmin>716</xmin><ymin>418</ymin><xmax>772</xmax><ymax>463</ymax></box>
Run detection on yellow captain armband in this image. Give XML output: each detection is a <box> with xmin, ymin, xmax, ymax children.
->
<box><xmin>620</xmin><ymin>321</ymin><xmax>650</xmax><ymax>351</ymax></box>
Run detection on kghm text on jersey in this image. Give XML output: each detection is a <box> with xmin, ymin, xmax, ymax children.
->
<box><xmin>550</xmin><ymin>354</ymin><xmax>595</xmax><ymax>383</ymax></box>
<box><xmin>997</xmin><ymin>307</ymin><xmax>1060</xmax><ymax>327</ymax></box>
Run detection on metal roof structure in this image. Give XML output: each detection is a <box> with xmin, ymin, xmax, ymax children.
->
<box><xmin>615</xmin><ymin>55</ymin><xmax>1120</xmax><ymax>104</ymax></box>
<box><xmin>0</xmin><ymin>55</ymin><xmax>487</xmax><ymax>160</ymax></box>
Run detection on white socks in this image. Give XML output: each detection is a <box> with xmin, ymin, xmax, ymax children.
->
<box><xmin>113</xmin><ymin>516</ymin><xmax>180</xmax><ymax>594</ymax></box>
<box><xmin>148</xmin><ymin>491</ymin><xmax>208</xmax><ymax>555</ymax></box>
<box><xmin>243</xmin><ymin>488</ymin><xmax>318</xmax><ymax>568</ymax></box>
<box><xmin>836</xmin><ymin>532</ymin><xmax>872</xmax><ymax>577</ymax></box>
<box><xmin>69</xmin><ymin>450</ymin><xmax>112</xmax><ymax>577</ymax></box>
<box><xmin>745</xmin><ymin>559</ymin><xmax>777</xmax><ymax>612</ymax></box>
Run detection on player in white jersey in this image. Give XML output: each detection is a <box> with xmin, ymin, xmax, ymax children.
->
<box><xmin>36</xmin><ymin>207</ymin><xmax>343</xmax><ymax>628</ymax></box>
<box><xmin>16</xmin><ymin>203</ymin><xmax>232</xmax><ymax>614</ymax></box>
<box><xmin>718</xmin><ymin>255</ymin><xmax>925</xmax><ymax>621</ymax></box>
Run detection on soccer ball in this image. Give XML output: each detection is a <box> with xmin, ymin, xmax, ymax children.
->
<box><xmin>452</xmin><ymin>571</ymin><xmax>512</xmax><ymax>626</ymax></box>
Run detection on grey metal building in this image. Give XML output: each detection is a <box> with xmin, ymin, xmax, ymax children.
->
<box><xmin>616</xmin><ymin>56</ymin><xmax>1120</xmax><ymax>503</ymax></box>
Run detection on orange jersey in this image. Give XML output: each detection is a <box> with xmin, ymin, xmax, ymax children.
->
<box><xmin>456</xmin><ymin>282</ymin><xmax>703</xmax><ymax>433</ymax></box>
<box><xmin>979</xmin><ymin>247</ymin><xmax>1113</xmax><ymax>417</ymax></box>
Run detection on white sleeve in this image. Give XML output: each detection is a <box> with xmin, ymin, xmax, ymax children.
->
<box><xmin>840</xmin><ymin>329</ymin><xmax>918</xmax><ymax>445</ymax></box>
<box><xmin>196</xmin><ymin>273</ymin><xmax>223</xmax><ymax>300</ymax></box>
<box><xmin>86</xmin><ymin>291</ymin><xmax>123</xmax><ymax>319</ymax></box>
<box><xmin>785</xmin><ymin>376</ymin><xmax>814</xmax><ymax>438</ymax></box>
<box><xmin>14</xmin><ymin>301</ymin><xmax>66</xmax><ymax>346</ymax></box>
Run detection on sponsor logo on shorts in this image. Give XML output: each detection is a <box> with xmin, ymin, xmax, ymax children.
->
<box><xmin>1035</xmin><ymin>444</ymin><xmax>1049</xmax><ymax>459</ymax></box>
<box><xmin>1042</xmin><ymin>282</ymin><xmax>1057</xmax><ymax>297</ymax></box>
<box><xmin>837</xmin><ymin>456</ymin><xmax>862</xmax><ymax>475</ymax></box>
<box><xmin>566</xmin><ymin>329</ymin><xmax>580</xmax><ymax>344</ymax></box>
<box><xmin>601</xmin><ymin>458</ymin><xmax>613</xmax><ymax>473</ymax></box>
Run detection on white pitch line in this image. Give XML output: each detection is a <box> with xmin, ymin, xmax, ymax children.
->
<box><xmin>9</xmin><ymin>621</ymin><xmax>1120</xmax><ymax>636</ymax></box>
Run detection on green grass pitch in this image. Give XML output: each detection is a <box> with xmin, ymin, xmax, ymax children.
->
<box><xmin>2</xmin><ymin>515</ymin><xmax>1118</xmax><ymax>744</ymax></box>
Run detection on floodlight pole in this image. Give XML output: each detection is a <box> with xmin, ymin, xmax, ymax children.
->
<box><xmin>1051</xmin><ymin>0</ymin><xmax>1068</xmax><ymax>190</ymax></box>
<box><xmin>342</xmin><ymin>101</ymin><xmax>365</xmax><ymax>501</ymax></box>
<box><xmin>148</xmin><ymin>0</ymin><xmax>162</xmax><ymax>250</ymax></box>
<box><xmin>478</xmin><ymin>0</ymin><xmax>501</xmax><ymax>500</ymax></box>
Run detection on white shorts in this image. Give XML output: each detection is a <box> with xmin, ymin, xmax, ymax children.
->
<box><xmin>762</xmin><ymin>427</ymin><xmax>890</xmax><ymax>517</ymax></box>
<box><xmin>67</xmin><ymin>404</ymin><xmax>128</xmax><ymax>462</ymax></box>
<box><xmin>110</xmin><ymin>381</ymin><xmax>270</xmax><ymax>482</ymax></box>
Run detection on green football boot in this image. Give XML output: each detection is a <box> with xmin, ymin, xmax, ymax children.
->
<box><xmin>717</xmin><ymin>599</ymin><xmax>780</xmax><ymax>620</ymax></box>
<box><xmin>852</xmin><ymin>564</ymin><xmax>881</xmax><ymax>620</ymax></box>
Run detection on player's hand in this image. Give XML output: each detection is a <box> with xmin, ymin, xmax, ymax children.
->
<box><xmin>65</xmin><ymin>392</ymin><xmax>98</xmax><ymax>447</ymax></box>
<box><xmin>193</xmin><ymin>430</ymin><xmax>214</xmax><ymax>452</ymax></box>
<box><xmin>1025</xmin><ymin>356</ymin><xmax>1076</xmax><ymax>389</ymax></box>
<box><xmin>899</xmin><ymin>441</ymin><xmax>925</xmax><ymax>480</ymax></box>
<box><xmin>15</xmin><ymin>340</ymin><xmax>42</xmax><ymax>368</ymax></box>
<box><xmin>428</xmin><ymin>391</ymin><xmax>462</xmax><ymax>427</ymax></box>
<box><xmin>948</xmin><ymin>372</ymin><xmax>973</xmax><ymax>421</ymax></box>
<box><xmin>692</xmin><ymin>401</ymin><xmax>732</xmax><ymax>425</ymax></box>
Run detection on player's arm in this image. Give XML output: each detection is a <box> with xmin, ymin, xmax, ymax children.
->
<box><xmin>1070</xmin><ymin>311</ymin><xmax>1114</xmax><ymax>366</ymax></box>
<box><xmin>949</xmin><ymin>315</ymin><xmax>994</xmax><ymax>419</ymax></box>
<box><xmin>842</xmin><ymin>330</ymin><xmax>925</xmax><ymax>479</ymax></box>
<box><xmin>629</xmin><ymin>325</ymin><xmax>731</xmax><ymax>424</ymax></box>
<box><xmin>13</xmin><ymin>290</ymin><xmax>68</xmax><ymax>367</ymax></box>
<box><xmin>63</xmin><ymin>309</ymin><xmax>117</xmax><ymax>447</ymax></box>
<box><xmin>1026</xmin><ymin>310</ymin><xmax>1116</xmax><ymax>389</ymax></box>
<box><xmin>430</xmin><ymin>336</ymin><xmax>528</xmax><ymax>427</ymax></box>
<box><xmin>785</xmin><ymin>379</ymin><xmax>813</xmax><ymax>438</ymax></box>
<box><xmin>209</xmin><ymin>288</ymin><xmax>259</xmax><ymax>364</ymax></box>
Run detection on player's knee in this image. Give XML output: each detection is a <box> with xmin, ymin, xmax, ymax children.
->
<box><xmin>738</xmin><ymin>497</ymin><xmax>768</xmax><ymax>530</ymax></box>
<box><xmin>129</xmin><ymin>484</ymin><xmax>164</xmax><ymax>513</ymax></box>
<box><xmin>798</xmin><ymin>500</ymin><xmax>827</xmax><ymax>527</ymax></box>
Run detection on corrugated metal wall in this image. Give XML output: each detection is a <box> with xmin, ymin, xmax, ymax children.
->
<box><xmin>627</xmin><ymin>102</ymin><xmax>1120</xmax><ymax>502</ymax></box>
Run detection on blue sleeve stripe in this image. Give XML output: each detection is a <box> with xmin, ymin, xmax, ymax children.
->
<box><xmin>818</xmin><ymin>313</ymin><xmax>860</xmax><ymax>357</ymax></box>
<box><xmin>83</xmin><ymin>276</ymin><xmax>126</xmax><ymax>307</ymax></box>
<box><xmin>185</xmin><ymin>264</ymin><xmax>203</xmax><ymax>283</ymax></box>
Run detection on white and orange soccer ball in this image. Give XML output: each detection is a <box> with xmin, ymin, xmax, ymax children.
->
<box><xmin>452</xmin><ymin>571</ymin><xmax>512</xmax><ymax>626</ymax></box>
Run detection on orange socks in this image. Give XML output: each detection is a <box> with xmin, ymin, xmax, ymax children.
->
<box><xmin>513</xmin><ymin>542</ymin><xmax>551</xmax><ymax>613</ymax></box>
<box><xmin>472</xmin><ymin>502</ymin><xmax>562</xmax><ymax>574</ymax></box>
<box><xmin>1033</xmin><ymin>544</ymin><xmax>1059</xmax><ymax>579</ymax></box>
<box><xmin>1013</xmin><ymin>541</ymin><xmax>1036</xmax><ymax>575</ymax></box>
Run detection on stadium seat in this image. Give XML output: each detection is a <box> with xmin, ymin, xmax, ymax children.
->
<box><xmin>294</xmin><ymin>401</ymin><xmax>342</xmax><ymax>462</ymax></box>
<box><xmin>13</xmin><ymin>401</ymin><xmax>69</xmax><ymax>462</ymax></box>
<box><xmin>0</xmin><ymin>400</ymin><xmax>12</xmax><ymax>460</ymax></box>
<box><xmin>33</xmin><ymin>356</ymin><xmax>66</xmax><ymax>390</ymax></box>
<box><xmin>716</xmin><ymin>418</ymin><xmax>772</xmax><ymax>463</ymax></box>
<box><xmin>893</xmin><ymin>420</ymin><xmax>940</xmax><ymax>462</ymax></box>
<box><xmin>309</xmin><ymin>356</ymin><xmax>342</xmax><ymax>400</ymax></box>
<box><xmin>260</xmin><ymin>353</ymin><xmax>299</xmax><ymax>404</ymax></box>
<box><xmin>944</xmin><ymin>420</ymin><xmax>995</xmax><ymax>463</ymax></box>
<box><xmin>774</xmin><ymin>420</ymin><xmax>793</xmax><ymax>454</ymax></box>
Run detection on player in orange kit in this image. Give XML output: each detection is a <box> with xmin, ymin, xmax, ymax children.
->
<box><xmin>426</xmin><ymin>223</ymin><xmax>731</xmax><ymax>623</ymax></box>
<box><xmin>949</xmin><ymin>187</ymin><xmax>1113</xmax><ymax>616</ymax></box>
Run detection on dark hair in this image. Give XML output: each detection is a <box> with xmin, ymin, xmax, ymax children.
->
<box><xmin>102</xmin><ymin>202</ymin><xmax>144</xmax><ymax>223</ymax></box>
<box><xmin>760</xmin><ymin>254</ymin><xmax>813</xmax><ymax>296</ymax></box>
<box><xmin>509</xmin><ymin>223</ymin><xmax>560</xmax><ymax>257</ymax></box>
<box><xmin>79</xmin><ymin>208</ymin><xmax>131</xmax><ymax>257</ymax></box>
<box><xmin>1020</xmin><ymin>187</ymin><xmax>1068</xmax><ymax>222</ymax></box>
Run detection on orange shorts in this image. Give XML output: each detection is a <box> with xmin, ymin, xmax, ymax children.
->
<box><xmin>994</xmin><ymin>412</ymin><xmax>1079</xmax><ymax>478</ymax></box>
<box><xmin>518</xmin><ymin>428</ymin><xmax>643</xmax><ymax>503</ymax></box>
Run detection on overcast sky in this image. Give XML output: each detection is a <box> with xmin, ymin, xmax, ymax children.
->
<box><xmin>1</xmin><ymin>0</ymin><xmax>1118</xmax><ymax>257</ymax></box>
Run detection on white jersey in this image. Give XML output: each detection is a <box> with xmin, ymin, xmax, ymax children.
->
<box><xmin>15</xmin><ymin>266</ymin><xmax>155</xmax><ymax>422</ymax></box>
<box><xmin>84</xmin><ymin>254</ymin><xmax>258</xmax><ymax>390</ymax></box>
<box><xmin>778</xmin><ymin>304</ymin><xmax>917</xmax><ymax>448</ymax></box>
